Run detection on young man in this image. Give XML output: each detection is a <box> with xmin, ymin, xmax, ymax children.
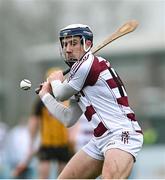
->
<box><xmin>38</xmin><ymin>24</ymin><xmax>143</xmax><ymax>179</ymax></box>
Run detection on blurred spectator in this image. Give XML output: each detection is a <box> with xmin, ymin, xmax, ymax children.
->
<box><xmin>0</xmin><ymin>120</ymin><xmax>9</xmax><ymax>178</ymax></box>
<box><xmin>12</xmin><ymin>68</ymin><xmax>73</xmax><ymax>179</ymax></box>
<box><xmin>5</xmin><ymin>117</ymin><xmax>37</xmax><ymax>179</ymax></box>
<box><xmin>143</xmin><ymin>120</ymin><xmax>158</xmax><ymax>145</ymax></box>
<box><xmin>69</xmin><ymin>114</ymin><xmax>93</xmax><ymax>153</ymax></box>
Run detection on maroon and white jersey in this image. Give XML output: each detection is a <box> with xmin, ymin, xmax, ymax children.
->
<box><xmin>67</xmin><ymin>51</ymin><xmax>142</xmax><ymax>137</ymax></box>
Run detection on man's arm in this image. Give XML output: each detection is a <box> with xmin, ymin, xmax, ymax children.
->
<box><xmin>46</xmin><ymin>70</ymin><xmax>78</xmax><ymax>101</ymax></box>
<box><xmin>12</xmin><ymin>115</ymin><xmax>40</xmax><ymax>178</ymax></box>
<box><xmin>51</xmin><ymin>80</ymin><xmax>78</xmax><ymax>101</ymax></box>
<box><xmin>41</xmin><ymin>93</ymin><xmax>82</xmax><ymax>127</ymax></box>
<box><xmin>39</xmin><ymin>71</ymin><xmax>82</xmax><ymax>127</ymax></box>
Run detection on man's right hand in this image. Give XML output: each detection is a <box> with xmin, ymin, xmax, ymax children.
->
<box><xmin>47</xmin><ymin>70</ymin><xmax>64</xmax><ymax>83</ymax></box>
<box><xmin>12</xmin><ymin>163</ymin><xmax>28</xmax><ymax>177</ymax></box>
<box><xmin>39</xmin><ymin>81</ymin><xmax>52</xmax><ymax>98</ymax></box>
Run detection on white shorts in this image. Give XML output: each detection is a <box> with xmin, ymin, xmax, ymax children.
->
<box><xmin>82</xmin><ymin>130</ymin><xmax>143</xmax><ymax>161</ymax></box>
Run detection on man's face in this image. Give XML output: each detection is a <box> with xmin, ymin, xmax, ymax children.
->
<box><xmin>61</xmin><ymin>36</ymin><xmax>85</xmax><ymax>62</ymax></box>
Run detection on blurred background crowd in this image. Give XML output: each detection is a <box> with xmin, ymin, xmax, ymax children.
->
<box><xmin>0</xmin><ymin>0</ymin><xmax>164</xmax><ymax>178</ymax></box>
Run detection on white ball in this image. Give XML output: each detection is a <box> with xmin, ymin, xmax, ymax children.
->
<box><xmin>20</xmin><ymin>79</ymin><xmax>32</xmax><ymax>90</ymax></box>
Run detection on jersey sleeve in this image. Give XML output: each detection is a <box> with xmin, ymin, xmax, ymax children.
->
<box><xmin>51</xmin><ymin>80</ymin><xmax>78</xmax><ymax>102</ymax></box>
<box><xmin>41</xmin><ymin>93</ymin><xmax>83</xmax><ymax>127</ymax></box>
<box><xmin>67</xmin><ymin>53</ymin><xmax>94</xmax><ymax>91</ymax></box>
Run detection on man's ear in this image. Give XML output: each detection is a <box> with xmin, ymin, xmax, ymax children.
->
<box><xmin>86</xmin><ymin>40</ymin><xmax>92</xmax><ymax>47</ymax></box>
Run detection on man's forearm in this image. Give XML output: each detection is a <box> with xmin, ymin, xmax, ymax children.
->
<box><xmin>51</xmin><ymin>80</ymin><xmax>78</xmax><ymax>101</ymax></box>
<box><xmin>41</xmin><ymin>93</ymin><xmax>82</xmax><ymax>127</ymax></box>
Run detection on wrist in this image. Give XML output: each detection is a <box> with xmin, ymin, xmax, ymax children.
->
<box><xmin>41</xmin><ymin>93</ymin><xmax>51</xmax><ymax>102</ymax></box>
<box><xmin>51</xmin><ymin>80</ymin><xmax>62</xmax><ymax>88</ymax></box>
<box><xmin>39</xmin><ymin>88</ymin><xmax>49</xmax><ymax>98</ymax></box>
